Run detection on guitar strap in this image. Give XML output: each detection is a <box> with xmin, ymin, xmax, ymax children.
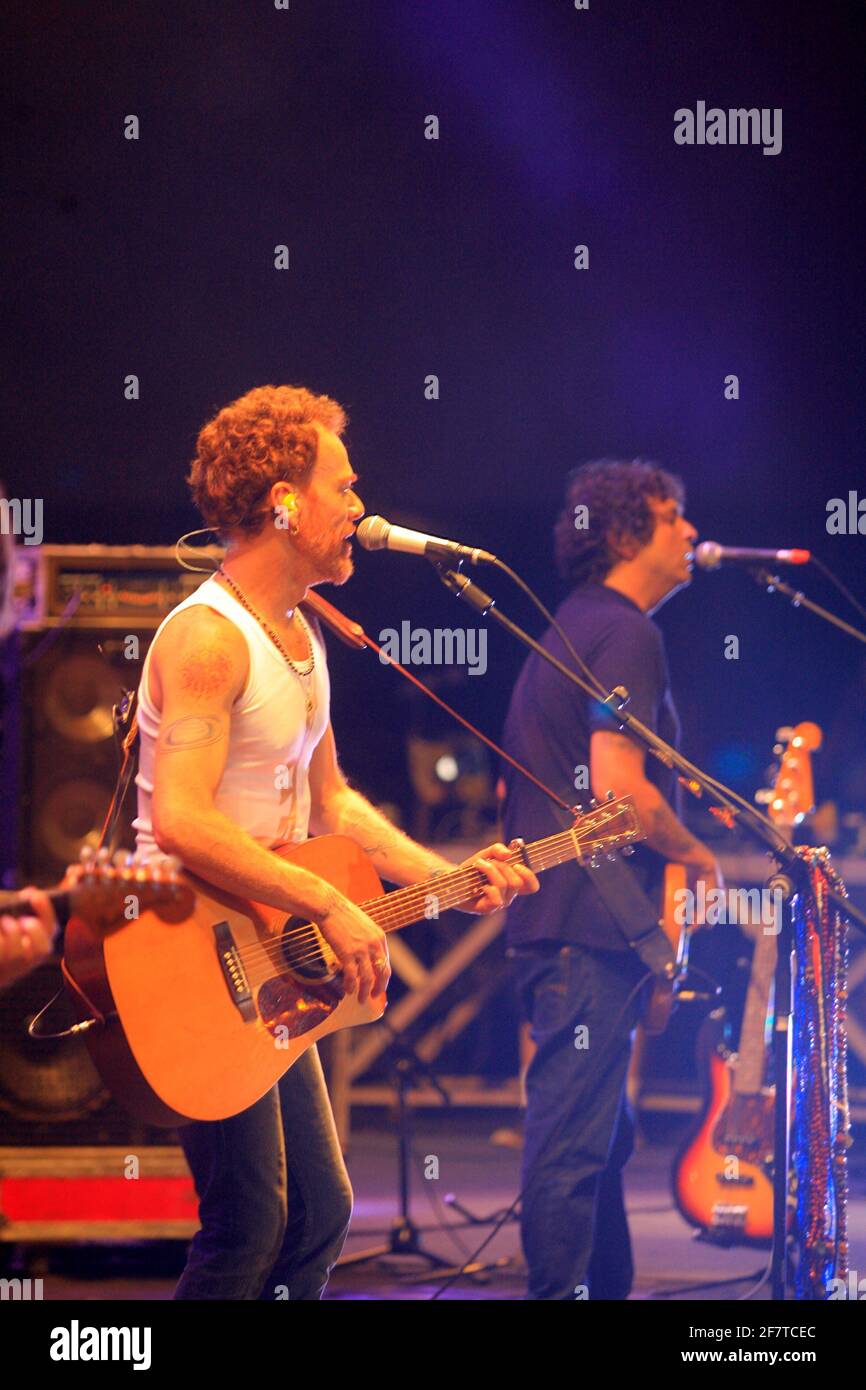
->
<box><xmin>99</xmin><ymin>686</ymin><xmax>141</xmax><ymax>853</ymax></box>
<box><xmin>101</xmin><ymin>588</ymin><xmax>673</xmax><ymax>975</ymax></box>
<box><xmin>574</xmin><ymin>852</ymin><xmax>674</xmax><ymax>975</ymax></box>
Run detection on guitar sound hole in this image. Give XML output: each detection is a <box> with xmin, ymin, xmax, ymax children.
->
<box><xmin>280</xmin><ymin>917</ymin><xmax>335</xmax><ymax>982</ymax></box>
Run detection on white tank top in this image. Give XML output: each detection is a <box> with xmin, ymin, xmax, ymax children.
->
<box><xmin>134</xmin><ymin>574</ymin><xmax>330</xmax><ymax>858</ymax></box>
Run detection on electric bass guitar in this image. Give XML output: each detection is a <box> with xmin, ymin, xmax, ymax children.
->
<box><xmin>671</xmin><ymin>722</ymin><xmax>821</xmax><ymax>1243</ymax></box>
<box><xmin>61</xmin><ymin>798</ymin><xmax>643</xmax><ymax>1126</ymax></box>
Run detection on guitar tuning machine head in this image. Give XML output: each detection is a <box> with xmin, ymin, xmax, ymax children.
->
<box><xmin>621</xmin><ymin>844</ymin><xmax>635</xmax><ymax>856</ymax></box>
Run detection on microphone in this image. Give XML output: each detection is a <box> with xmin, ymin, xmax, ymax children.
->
<box><xmin>355</xmin><ymin>515</ymin><xmax>497</xmax><ymax>566</ymax></box>
<box><xmin>695</xmin><ymin>541</ymin><xmax>811</xmax><ymax>572</ymax></box>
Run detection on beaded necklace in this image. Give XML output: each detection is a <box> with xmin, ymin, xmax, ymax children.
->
<box><xmin>217</xmin><ymin>566</ymin><xmax>316</xmax><ymax>729</ymax></box>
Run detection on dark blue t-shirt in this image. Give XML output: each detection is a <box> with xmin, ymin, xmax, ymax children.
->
<box><xmin>501</xmin><ymin>583</ymin><xmax>680</xmax><ymax>949</ymax></box>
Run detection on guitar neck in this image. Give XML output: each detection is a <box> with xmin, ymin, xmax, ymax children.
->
<box><xmin>733</xmin><ymin>929</ymin><xmax>777</xmax><ymax>1095</ymax></box>
<box><xmin>0</xmin><ymin>886</ymin><xmax>69</xmax><ymax>922</ymax></box>
<box><xmin>357</xmin><ymin>822</ymin><xmax>611</xmax><ymax>933</ymax></box>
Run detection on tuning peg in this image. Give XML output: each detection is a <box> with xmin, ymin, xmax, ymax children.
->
<box><xmin>606</xmin><ymin>789</ymin><xmax>615</xmax><ymax>800</ymax></box>
<box><xmin>79</xmin><ymin>845</ymin><xmax>95</xmax><ymax>866</ymax></box>
<box><xmin>621</xmin><ymin>844</ymin><xmax>635</xmax><ymax>856</ymax></box>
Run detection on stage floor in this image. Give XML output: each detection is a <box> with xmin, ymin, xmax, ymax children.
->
<box><xmin>23</xmin><ymin>1116</ymin><xmax>866</xmax><ymax>1300</ymax></box>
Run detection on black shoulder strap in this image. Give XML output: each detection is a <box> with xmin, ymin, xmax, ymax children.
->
<box><xmin>582</xmin><ymin>854</ymin><xmax>674</xmax><ymax>975</ymax></box>
<box><xmin>98</xmin><ymin>688</ymin><xmax>140</xmax><ymax>852</ymax></box>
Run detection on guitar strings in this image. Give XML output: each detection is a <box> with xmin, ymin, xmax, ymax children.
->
<box><xmin>233</xmin><ymin>843</ymin><xmax>580</xmax><ymax>970</ymax></box>
<box><xmin>227</xmin><ymin>828</ymin><xmax>631</xmax><ymax>976</ymax></box>
<box><xmin>231</xmin><ymin>827</ymin><xmax>631</xmax><ymax>973</ymax></box>
<box><xmin>243</xmin><ymin>814</ymin><xmax>628</xmax><ymax>955</ymax></box>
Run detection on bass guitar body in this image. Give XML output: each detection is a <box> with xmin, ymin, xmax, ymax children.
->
<box><xmin>64</xmin><ymin>836</ymin><xmax>387</xmax><ymax>1128</ymax></box>
<box><xmin>673</xmin><ymin>1010</ymin><xmax>775</xmax><ymax>1245</ymax></box>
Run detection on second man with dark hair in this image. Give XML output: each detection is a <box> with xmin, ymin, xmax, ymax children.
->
<box><xmin>501</xmin><ymin>458</ymin><xmax>723</xmax><ymax>1301</ymax></box>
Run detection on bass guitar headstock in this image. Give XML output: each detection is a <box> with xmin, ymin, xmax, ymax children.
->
<box><xmin>755</xmin><ymin>721</ymin><xmax>822</xmax><ymax>829</ymax></box>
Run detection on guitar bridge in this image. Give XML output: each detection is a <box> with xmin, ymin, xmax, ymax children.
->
<box><xmin>213</xmin><ymin>921</ymin><xmax>256</xmax><ymax>1021</ymax></box>
<box><xmin>710</xmin><ymin>1203</ymin><xmax>749</xmax><ymax>1229</ymax></box>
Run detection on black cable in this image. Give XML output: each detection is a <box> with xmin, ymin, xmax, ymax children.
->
<box><xmin>490</xmin><ymin>557</ymin><xmax>610</xmax><ymax>702</ymax></box>
<box><xmin>810</xmin><ymin>553</ymin><xmax>866</xmax><ymax>624</ymax></box>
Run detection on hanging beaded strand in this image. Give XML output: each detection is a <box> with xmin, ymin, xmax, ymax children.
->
<box><xmin>217</xmin><ymin>566</ymin><xmax>316</xmax><ymax>729</ymax></box>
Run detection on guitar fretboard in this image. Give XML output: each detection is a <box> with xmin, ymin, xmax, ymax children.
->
<box><xmin>357</xmin><ymin>806</ymin><xmax>641</xmax><ymax>934</ymax></box>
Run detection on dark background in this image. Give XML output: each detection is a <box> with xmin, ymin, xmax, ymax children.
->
<box><xmin>4</xmin><ymin>0</ymin><xmax>864</xmax><ymax>829</ymax></box>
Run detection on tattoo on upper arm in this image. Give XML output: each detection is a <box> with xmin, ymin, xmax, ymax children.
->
<box><xmin>179</xmin><ymin>646</ymin><xmax>235</xmax><ymax>699</ymax></box>
<box><xmin>161</xmin><ymin>715</ymin><xmax>226</xmax><ymax>751</ymax></box>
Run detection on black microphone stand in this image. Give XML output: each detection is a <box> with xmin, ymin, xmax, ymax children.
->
<box><xmin>751</xmin><ymin>568</ymin><xmax>866</xmax><ymax>644</ymax></box>
<box><xmin>337</xmin><ymin>1023</ymin><xmax>508</xmax><ymax>1282</ymax></box>
<box><xmin>428</xmin><ymin>559</ymin><xmax>866</xmax><ymax>1301</ymax></box>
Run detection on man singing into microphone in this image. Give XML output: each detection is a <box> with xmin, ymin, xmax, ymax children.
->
<box><xmin>501</xmin><ymin>458</ymin><xmax>723</xmax><ymax>1300</ymax></box>
<box><xmin>134</xmin><ymin>384</ymin><xmax>539</xmax><ymax>1299</ymax></box>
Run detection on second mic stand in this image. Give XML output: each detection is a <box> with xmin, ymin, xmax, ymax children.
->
<box><xmin>337</xmin><ymin>1026</ymin><xmax>508</xmax><ymax>1283</ymax></box>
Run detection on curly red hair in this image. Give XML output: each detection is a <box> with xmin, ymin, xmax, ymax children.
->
<box><xmin>187</xmin><ymin>384</ymin><xmax>348</xmax><ymax>537</ymax></box>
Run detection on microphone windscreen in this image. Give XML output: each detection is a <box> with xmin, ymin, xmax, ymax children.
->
<box><xmin>694</xmin><ymin>541</ymin><xmax>722</xmax><ymax>571</ymax></box>
<box><xmin>356</xmin><ymin>516</ymin><xmax>390</xmax><ymax>550</ymax></box>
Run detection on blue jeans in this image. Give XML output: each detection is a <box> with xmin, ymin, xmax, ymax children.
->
<box><xmin>511</xmin><ymin>942</ymin><xmax>648</xmax><ymax>1301</ymax></box>
<box><xmin>174</xmin><ymin>1046</ymin><xmax>352</xmax><ymax>1300</ymax></box>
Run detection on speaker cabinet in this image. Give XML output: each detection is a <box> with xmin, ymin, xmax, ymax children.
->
<box><xmin>0</xmin><ymin>627</ymin><xmax>151</xmax><ymax>888</ymax></box>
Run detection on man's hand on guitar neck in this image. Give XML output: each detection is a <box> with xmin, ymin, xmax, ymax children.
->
<box><xmin>309</xmin><ymin>728</ymin><xmax>539</xmax><ymax>911</ymax></box>
<box><xmin>454</xmin><ymin>842</ymin><xmax>540</xmax><ymax>916</ymax></box>
<box><xmin>0</xmin><ymin>889</ymin><xmax>55</xmax><ymax>990</ymax></box>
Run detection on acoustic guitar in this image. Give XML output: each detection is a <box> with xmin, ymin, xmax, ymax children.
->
<box><xmin>61</xmin><ymin>798</ymin><xmax>643</xmax><ymax>1126</ymax></box>
<box><xmin>671</xmin><ymin>722</ymin><xmax>821</xmax><ymax>1243</ymax></box>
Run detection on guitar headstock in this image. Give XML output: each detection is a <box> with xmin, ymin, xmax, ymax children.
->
<box><xmin>66</xmin><ymin>847</ymin><xmax>193</xmax><ymax>926</ymax></box>
<box><xmin>756</xmin><ymin>721</ymin><xmax>823</xmax><ymax>828</ymax></box>
<box><xmin>572</xmin><ymin>794</ymin><xmax>645</xmax><ymax>866</ymax></box>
